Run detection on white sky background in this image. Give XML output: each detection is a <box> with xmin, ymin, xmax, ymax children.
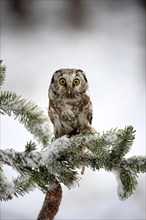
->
<box><xmin>0</xmin><ymin>0</ymin><xmax>145</xmax><ymax>219</ymax></box>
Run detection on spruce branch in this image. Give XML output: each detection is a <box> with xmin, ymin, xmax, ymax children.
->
<box><xmin>1</xmin><ymin>129</ymin><xmax>145</xmax><ymax>202</ymax></box>
<box><xmin>121</xmin><ymin>156</ymin><xmax>146</xmax><ymax>173</ymax></box>
<box><xmin>114</xmin><ymin>169</ymin><xmax>138</xmax><ymax>200</ymax></box>
<box><xmin>0</xmin><ymin>91</ymin><xmax>53</xmax><ymax>147</ymax></box>
<box><xmin>109</xmin><ymin>126</ymin><xmax>136</xmax><ymax>158</ymax></box>
<box><xmin>0</xmin><ymin>170</ymin><xmax>37</xmax><ymax>201</ymax></box>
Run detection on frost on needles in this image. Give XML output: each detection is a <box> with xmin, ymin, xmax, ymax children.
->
<box><xmin>0</xmin><ymin>60</ymin><xmax>146</xmax><ymax>219</ymax></box>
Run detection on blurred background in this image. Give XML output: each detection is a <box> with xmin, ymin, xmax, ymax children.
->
<box><xmin>0</xmin><ymin>0</ymin><xmax>145</xmax><ymax>219</ymax></box>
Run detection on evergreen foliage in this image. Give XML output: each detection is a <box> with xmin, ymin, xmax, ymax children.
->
<box><xmin>0</xmin><ymin>60</ymin><xmax>145</xmax><ymax>217</ymax></box>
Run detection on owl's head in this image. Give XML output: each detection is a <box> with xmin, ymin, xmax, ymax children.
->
<box><xmin>49</xmin><ymin>69</ymin><xmax>89</xmax><ymax>98</ymax></box>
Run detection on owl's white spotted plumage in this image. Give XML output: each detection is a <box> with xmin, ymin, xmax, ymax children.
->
<box><xmin>48</xmin><ymin>69</ymin><xmax>94</xmax><ymax>138</ymax></box>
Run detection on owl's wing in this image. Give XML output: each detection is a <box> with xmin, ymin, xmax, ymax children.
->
<box><xmin>80</xmin><ymin>95</ymin><xmax>93</xmax><ymax>126</ymax></box>
<box><xmin>86</xmin><ymin>100</ymin><xmax>93</xmax><ymax>125</ymax></box>
<box><xmin>48</xmin><ymin>108</ymin><xmax>54</xmax><ymax>125</ymax></box>
<box><xmin>48</xmin><ymin>99</ymin><xmax>56</xmax><ymax>125</ymax></box>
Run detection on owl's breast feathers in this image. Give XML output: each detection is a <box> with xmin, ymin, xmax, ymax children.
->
<box><xmin>48</xmin><ymin>94</ymin><xmax>93</xmax><ymax>138</ymax></box>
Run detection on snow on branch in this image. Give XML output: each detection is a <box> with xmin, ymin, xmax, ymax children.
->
<box><xmin>0</xmin><ymin>127</ymin><xmax>146</xmax><ymax>201</ymax></box>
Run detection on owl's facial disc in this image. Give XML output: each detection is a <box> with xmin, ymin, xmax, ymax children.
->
<box><xmin>50</xmin><ymin>69</ymin><xmax>88</xmax><ymax>97</ymax></box>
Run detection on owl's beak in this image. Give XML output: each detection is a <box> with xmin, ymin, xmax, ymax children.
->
<box><xmin>67</xmin><ymin>86</ymin><xmax>71</xmax><ymax>95</ymax></box>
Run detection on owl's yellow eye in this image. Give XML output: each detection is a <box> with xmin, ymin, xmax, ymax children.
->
<box><xmin>73</xmin><ymin>78</ymin><xmax>80</xmax><ymax>86</ymax></box>
<box><xmin>59</xmin><ymin>78</ymin><xmax>66</xmax><ymax>85</ymax></box>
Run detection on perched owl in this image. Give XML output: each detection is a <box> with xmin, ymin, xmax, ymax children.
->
<box><xmin>48</xmin><ymin>69</ymin><xmax>94</xmax><ymax>138</ymax></box>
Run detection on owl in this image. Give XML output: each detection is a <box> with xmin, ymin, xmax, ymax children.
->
<box><xmin>48</xmin><ymin>69</ymin><xmax>94</xmax><ymax>138</ymax></box>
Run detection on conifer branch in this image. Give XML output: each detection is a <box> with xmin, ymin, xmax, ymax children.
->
<box><xmin>0</xmin><ymin>129</ymin><xmax>145</xmax><ymax>202</ymax></box>
<box><xmin>0</xmin><ymin>90</ymin><xmax>53</xmax><ymax>147</ymax></box>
